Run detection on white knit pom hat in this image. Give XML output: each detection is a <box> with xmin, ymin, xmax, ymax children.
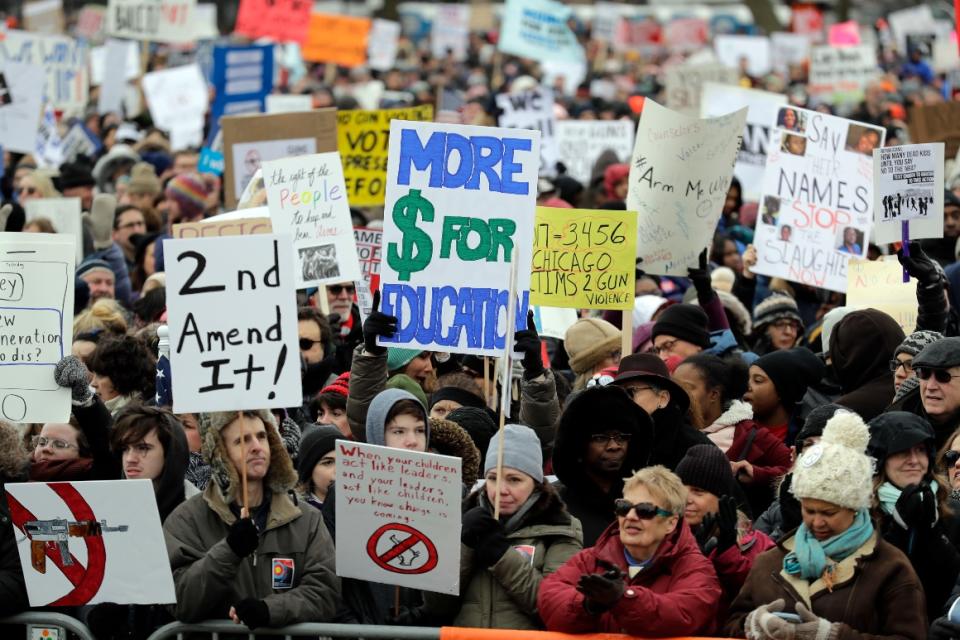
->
<box><xmin>790</xmin><ymin>410</ymin><xmax>875</xmax><ymax>511</ymax></box>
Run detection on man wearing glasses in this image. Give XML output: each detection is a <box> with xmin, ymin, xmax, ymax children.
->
<box><xmin>895</xmin><ymin>338</ymin><xmax>960</xmax><ymax>448</ymax></box>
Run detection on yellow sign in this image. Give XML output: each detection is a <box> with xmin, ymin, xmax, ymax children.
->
<box><xmin>846</xmin><ymin>258</ymin><xmax>917</xmax><ymax>333</ymax></box>
<box><xmin>530</xmin><ymin>207</ymin><xmax>638</xmax><ymax>310</ymax></box>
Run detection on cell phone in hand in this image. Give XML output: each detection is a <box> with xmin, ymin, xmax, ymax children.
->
<box><xmin>773</xmin><ymin>612</ymin><xmax>802</xmax><ymax>623</ymax></box>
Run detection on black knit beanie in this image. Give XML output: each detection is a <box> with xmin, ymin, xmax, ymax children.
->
<box><xmin>675</xmin><ymin>443</ymin><xmax>736</xmax><ymax>499</ymax></box>
<box><xmin>754</xmin><ymin>348</ymin><xmax>825</xmax><ymax>407</ymax></box>
<box><xmin>446</xmin><ymin>407</ymin><xmax>498</xmax><ymax>466</ymax></box>
<box><xmin>651</xmin><ymin>304</ymin><xmax>711</xmax><ymax>348</ymax></box>
<box><xmin>297</xmin><ymin>425</ymin><xmax>342</xmax><ymax>486</ymax></box>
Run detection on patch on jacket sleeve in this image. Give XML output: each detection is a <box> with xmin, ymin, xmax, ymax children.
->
<box><xmin>513</xmin><ymin>545</ymin><xmax>536</xmax><ymax>566</ymax></box>
<box><xmin>272</xmin><ymin>558</ymin><xmax>295</xmax><ymax>589</ymax></box>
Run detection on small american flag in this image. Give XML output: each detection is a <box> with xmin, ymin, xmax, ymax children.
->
<box><xmin>155</xmin><ymin>353</ymin><xmax>173</xmax><ymax>407</ymax></box>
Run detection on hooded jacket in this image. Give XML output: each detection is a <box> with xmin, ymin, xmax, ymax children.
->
<box><xmin>538</xmin><ymin>520</ymin><xmax>722</xmax><ymax>636</ymax></box>
<box><xmin>650</xmin><ymin>404</ymin><xmax>715</xmax><ymax>472</ymax></box>
<box><xmin>830</xmin><ymin>310</ymin><xmax>905</xmax><ymax>421</ymax></box>
<box><xmin>153</xmin><ymin>416</ymin><xmax>191</xmax><ymax>523</ymax></box>
<box><xmin>0</xmin><ymin>422</ymin><xmax>28</xmax><ymax>617</ymax></box>
<box><xmin>163</xmin><ymin>409</ymin><xmax>339</xmax><ymax>626</ymax></box>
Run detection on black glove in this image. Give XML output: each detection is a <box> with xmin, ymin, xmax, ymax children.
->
<box><xmin>86</xmin><ymin>602</ymin><xmax>127</xmax><ymax>639</ymax></box>
<box><xmin>234</xmin><ymin>598</ymin><xmax>270</xmax><ymax>629</ymax></box>
<box><xmin>897</xmin><ymin>241</ymin><xmax>942</xmax><ymax>287</ymax></box>
<box><xmin>514</xmin><ymin>310</ymin><xmax>545</xmax><ymax>380</ymax></box>
<box><xmin>326</xmin><ymin>312</ymin><xmax>343</xmax><ymax>337</ymax></box>
<box><xmin>930</xmin><ymin>616</ymin><xmax>960</xmax><ymax>640</ymax></box>
<box><xmin>362</xmin><ymin>290</ymin><xmax>398</xmax><ymax>355</ymax></box>
<box><xmin>461</xmin><ymin>506</ymin><xmax>509</xmax><ymax>567</ymax></box>
<box><xmin>687</xmin><ymin>248</ymin><xmax>715</xmax><ymax>302</ymax></box>
<box><xmin>226</xmin><ymin>517</ymin><xmax>260</xmax><ymax>557</ymax></box>
<box><xmin>388</xmin><ymin>604</ymin><xmax>442</xmax><ymax>626</ymax></box>
<box><xmin>695</xmin><ymin>513</ymin><xmax>719</xmax><ymax>555</ymax></box>
<box><xmin>894</xmin><ymin>481</ymin><xmax>938</xmax><ymax>530</ymax></box>
<box><xmin>715</xmin><ymin>495</ymin><xmax>739</xmax><ymax>553</ymax></box>
<box><xmin>577</xmin><ymin>560</ymin><xmax>625</xmax><ymax>614</ymax></box>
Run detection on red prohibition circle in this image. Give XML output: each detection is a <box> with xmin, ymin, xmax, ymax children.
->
<box><xmin>365</xmin><ymin>522</ymin><xmax>439</xmax><ymax>575</ymax></box>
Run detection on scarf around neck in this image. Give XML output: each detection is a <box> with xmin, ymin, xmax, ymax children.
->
<box><xmin>783</xmin><ymin>508</ymin><xmax>874</xmax><ymax>581</ymax></box>
<box><xmin>878</xmin><ymin>480</ymin><xmax>939</xmax><ymax>516</ymax></box>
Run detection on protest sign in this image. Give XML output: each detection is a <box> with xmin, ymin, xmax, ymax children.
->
<box><xmin>106</xmin><ymin>0</ymin><xmax>196</xmax><ymax>44</ymax></box>
<box><xmin>335</xmin><ymin>441</ymin><xmax>461</xmax><ymax>595</ymax></box>
<box><xmin>192</xmin><ymin>3</ymin><xmax>218</xmax><ymax>39</ymax></box>
<box><xmin>888</xmin><ymin>5</ymin><xmax>937</xmax><ymax>52</ymax></box>
<box><xmin>532</xmin><ymin>305</ymin><xmax>578</xmax><ymax>339</ymax></box>
<box><xmin>663</xmin><ymin>17</ymin><xmax>709</xmax><ymax>53</ymax></box>
<box><xmin>828</xmin><ymin>21</ymin><xmax>861</xmax><ymax>46</ymax></box>
<box><xmin>368</xmin><ymin>19</ymin><xmax>401</xmax><ymax>71</ymax></box>
<box><xmin>873</xmin><ymin>143</ymin><xmax>944</xmax><ymax>245</ymax></box>
<box><xmin>701</xmin><ymin>83</ymin><xmax>786</xmax><ymax>201</ymax></box>
<box><xmin>262</xmin><ymin>153</ymin><xmax>362</xmax><ymax>287</ymax></box>
<box><xmin>6</xmin><ymin>480</ymin><xmax>174</xmax><ymax>606</ymax></box>
<box><xmin>770</xmin><ymin>32</ymin><xmax>811</xmax><ymax>74</ymax></box>
<box><xmin>337</xmin><ymin>106</ymin><xmax>434</xmax><ymax>207</ymax></box>
<box><xmin>496</xmin><ymin>88</ymin><xmax>558</xmax><ymax>178</ymax></box>
<box><xmin>379</xmin><ymin>120</ymin><xmax>540</xmax><ymax>355</ymax></box>
<box><xmin>932</xmin><ymin>36</ymin><xmax>960</xmax><ymax>73</ymax></box>
<box><xmin>790</xmin><ymin>4</ymin><xmax>824</xmax><ymax>43</ymax></box>
<box><xmin>753</xmin><ymin>107</ymin><xmax>886</xmax><ymax>292</ymax></box>
<box><xmin>592</xmin><ymin>2</ymin><xmax>625</xmax><ymax>43</ymax></box>
<box><xmin>664</xmin><ymin>63</ymin><xmax>739</xmax><ymax>115</ymax></box>
<box><xmin>0</xmin><ymin>30</ymin><xmax>89</xmax><ymax>111</ymax></box>
<box><xmin>61</xmin><ymin>122</ymin><xmax>101</xmax><ymax>162</ymax></box>
<box><xmin>499</xmin><ymin>0</ymin><xmax>584</xmax><ymax>65</ymax></box>
<box><xmin>354</xmin><ymin>226</ymin><xmax>382</xmax><ymax>294</ymax></box>
<box><xmin>89</xmin><ymin>40</ymin><xmax>139</xmax><ymax>86</ymax></box>
<box><xmin>909</xmin><ymin>102</ymin><xmax>960</xmax><ymax>158</ymax></box>
<box><xmin>210</xmin><ymin>44</ymin><xmax>273</xmax><ymax>136</ymax></box>
<box><xmin>808</xmin><ymin>45</ymin><xmax>879</xmax><ymax>107</ymax></box>
<box><xmin>530</xmin><ymin>207</ymin><xmax>637</xmax><ymax>310</ymax></box>
<box><xmin>626</xmin><ymin>99</ymin><xmax>747</xmax><ymax>276</ymax></box>
<box><xmin>302</xmin><ymin>13</ymin><xmax>371</xmax><ymax>67</ymax></box>
<box><xmin>554</xmin><ymin>120</ymin><xmax>635</xmax><ymax>186</ymax></box>
<box><xmin>431</xmin><ymin>4</ymin><xmax>470</xmax><ymax>61</ymax></box>
<box><xmin>846</xmin><ymin>258</ymin><xmax>918</xmax><ymax>333</ymax></box>
<box><xmin>613</xmin><ymin>16</ymin><xmax>662</xmax><ymax>55</ymax></box>
<box><xmin>23</xmin><ymin>0</ymin><xmax>66</xmax><ymax>35</ymax></box>
<box><xmin>96</xmin><ymin>39</ymin><xmax>131</xmax><ymax>116</ymax></box>
<box><xmin>172</xmin><ymin>206</ymin><xmax>273</xmax><ymax>239</ymax></box>
<box><xmin>266</xmin><ymin>94</ymin><xmax>312</xmax><ymax>114</ymax></box>
<box><xmin>75</xmin><ymin>5</ymin><xmax>106</xmax><ymax>40</ymax></box>
<box><xmin>222</xmin><ymin>109</ymin><xmax>336</xmax><ymax>208</ymax></box>
<box><xmin>166</xmin><ymin>234</ymin><xmax>300</xmax><ymax>412</ymax></box>
<box><xmin>25</xmin><ymin>198</ymin><xmax>83</xmax><ymax>262</ymax></box>
<box><xmin>0</xmin><ymin>62</ymin><xmax>45</xmax><ymax>155</ymax></box>
<box><xmin>0</xmin><ymin>234</ymin><xmax>73</xmax><ymax>424</ymax></box>
<box><xmin>142</xmin><ymin>64</ymin><xmax>208</xmax><ymax>139</ymax></box>
<box><xmin>35</xmin><ymin>105</ymin><xmax>64</xmax><ymax>169</ymax></box>
<box><xmin>233</xmin><ymin>0</ymin><xmax>310</xmax><ymax>44</ymax></box>
<box><xmin>714</xmin><ymin>35</ymin><xmax>772</xmax><ymax>76</ymax></box>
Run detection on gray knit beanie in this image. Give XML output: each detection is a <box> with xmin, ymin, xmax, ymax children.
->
<box><xmin>483</xmin><ymin>424</ymin><xmax>544</xmax><ymax>483</ymax></box>
<box><xmin>895</xmin><ymin>330</ymin><xmax>944</xmax><ymax>358</ymax></box>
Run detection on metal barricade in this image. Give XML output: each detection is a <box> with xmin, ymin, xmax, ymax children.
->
<box><xmin>0</xmin><ymin>611</ymin><xmax>98</xmax><ymax>640</ymax></box>
<box><xmin>146</xmin><ymin>620</ymin><xmax>443</xmax><ymax>640</ymax></box>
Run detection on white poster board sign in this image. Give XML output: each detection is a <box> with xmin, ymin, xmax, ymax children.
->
<box><xmin>496</xmin><ymin>88</ymin><xmax>558</xmax><ymax>178</ymax></box>
<box><xmin>165</xmin><ymin>234</ymin><xmax>301</xmax><ymax>412</ymax></box>
<box><xmin>873</xmin><ymin>143</ymin><xmax>945</xmax><ymax>245</ymax></box>
<box><xmin>554</xmin><ymin>120</ymin><xmax>635</xmax><ymax>186</ymax></box>
<box><xmin>141</xmin><ymin>64</ymin><xmax>208</xmax><ymax>133</ymax></box>
<box><xmin>335</xmin><ymin>441</ymin><xmax>461</xmax><ymax>595</ymax></box>
<box><xmin>714</xmin><ymin>35</ymin><xmax>772</xmax><ymax>77</ymax></box>
<box><xmin>0</xmin><ymin>62</ymin><xmax>46</xmax><ymax>154</ymax></box>
<box><xmin>6</xmin><ymin>480</ymin><xmax>175</xmax><ymax>606</ymax></box>
<box><xmin>0</xmin><ymin>31</ymin><xmax>88</xmax><ymax>111</ymax></box>
<box><xmin>368</xmin><ymin>19</ymin><xmax>401</xmax><ymax>71</ymax></box>
<box><xmin>808</xmin><ymin>45</ymin><xmax>879</xmax><ymax>107</ymax></box>
<box><xmin>265</xmin><ymin>94</ymin><xmax>312</xmax><ymax>114</ymax></box>
<box><xmin>106</xmin><ymin>0</ymin><xmax>197</xmax><ymax>44</ymax></box>
<box><xmin>664</xmin><ymin>63</ymin><xmax>739</xmax><ymax>115</ymax></box>
<box><xmin>431</xmin><ymin>4</ymin><xmax>470</xmax><ymax>61</ymax></box>
<box><xmin>96</xmin><ymin>39</ymin><xmax>132</xmax><ymax>115</ymax></box>
<box><xmin>24</xmin><ymin>198</ymin><xmax>84</xmax><ymax>263</ymax></box>
<box><xmin>770</xmin><ymin>32</ymin><xmax>811</xmax><ymax>74</ymax></box>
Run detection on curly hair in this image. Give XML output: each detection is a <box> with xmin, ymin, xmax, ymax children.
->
<box><xmin>88</xmin><ymin>335</ymin><xmax>157</xmax><ymax>398</ymax></box>
<box><xmin>0</xmin><ymin>421</ymin><xmax>29</xmax><ymax>479</ymax></box>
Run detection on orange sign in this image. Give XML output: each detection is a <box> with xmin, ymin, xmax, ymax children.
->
<box><xmin>302</xmin><ymin>13</ymin><xmax>371</xmax><ymax>67</ymax></box>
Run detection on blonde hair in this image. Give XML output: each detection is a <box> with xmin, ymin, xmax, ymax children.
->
<box><xmin>73</xmin><ymin>298</ymin><xmax>128</xmax><ymax>337</ymax></box>
<box><xmin>23</xmin><ymin>218</ymin><xmax>57</xmax><ymax>233</ymax></box>
<box><xmin>21</xmin><ymin>170</ymin><xmax>60</xmax><ymax>198</ymax></box>
<box><xmin>623</xmin><ymin>465</ymin><xmax>688</xmax><ymax>515</ymax></box>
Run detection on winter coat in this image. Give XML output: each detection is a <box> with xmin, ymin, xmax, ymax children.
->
<box><xmin>519</xmin><ymin>369</ymin><xmax>561</xmax><ymax>457</ymax></box>
<box><xmin>650</xmin><ymin>404</ymin><xmax>715</xmax><ymax>471</ymax></box>
<box><xmin>724</xmin><ymin>531</ymin><xmax>927</xmax><ymax>640</ymax></box>
<box><xmin>163</xmin><ymin>486</ymin><xmax>339</xmax><ymax>626</ymax></box>
<box><xmin>0</xmin><ymin>482</ymin><xmax>28</xmax><ymax>617</ymax></box>
<box><xmin>538</xmin><ymin>520</ymin><xmax>722</xmax><ymax>636</ymax></box>
<box><xmin>830</xmin><ymin>310</ymin><xmax>905</xmax><ymax>421</ymax></box>
<box><xmin>887</xmin><ymin>386</ymin><xmax>960</xmax><ymax>449</ymax></box>
<box><xmin>29</xmin><ymin>396</ymin><xmax>120</xmax><ymax>482</ymax></box>
<box><xmin>345</xmin><ymin>344</ymin><xmax>388</xmax><ymax>443</ymax></box>
<box><xmin>451</xmin><ymin>489</ymin><xmax>583</xmax><ymax>629</ymax></box>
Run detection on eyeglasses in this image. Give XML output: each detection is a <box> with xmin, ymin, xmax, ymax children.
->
<box><xmin>944</xmin><ymin>450</ymin><xmax>960</xmax><ymax>468</ymax></box>
<box><xmin>652</xmin><ymin>338</ymin><xmax>678</xmax><ymax>355</ymax></box>
<box><xmin>771</xmin><ymin>319</ymin><xmax>799</xmax><ymax>331</ymax></box>
<box><xmin>623</xmin><ymin>385</ymin><xmax>655</xmax><ymax>400</ymax></box>
<box><xmin>32</xmin><ymin>436</ymin><xmax>77</xmax><ymax>450</ymax></box>
<box><xmin>117</xmin><ymin>220</ymin><xmax>146</xmax><ymax>230</ymax></box>
<box><xmin>328</xmin><ymin>284</ymin><xmax>355</xmax><ymax>295</ymax></box>
<box><xmin>299</xmin><ymin>338</ymin><xmax>323</xmax><ymax>351</ymax></box>
<box><xmin>889</xmin><ymin>359</ymin><xmax>914</xmax><ymax>373</ymax></box>
<box><xmin>589</xmin><ymin>432</ymin><xmax>632</xmax><ymax>445</ymax></box>
<box><xmin>613</xmin><ymin>499</ymin><xmax>673</xmax><ymax>519</ymax></box>
<box><xmin>915</xmin><ymin>367</ymin><xmax>960</xmax><ymax>384</ymax></box>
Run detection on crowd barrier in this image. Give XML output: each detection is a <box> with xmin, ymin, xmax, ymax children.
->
<box><xmin>0</xmin><ymin>611</ymin><xmax>97</xmax><ymax>640</ymax></box>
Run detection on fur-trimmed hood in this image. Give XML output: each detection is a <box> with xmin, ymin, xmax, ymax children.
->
<box><xmin>706</xmin><ymin>400</ymin><xmax>754</xmax><ymax>430</ymax></box>
<box><xmin>428</xmin><ymin>416</ymin><xmax>480</xmax><ymax>481</ymax></box>
<box><xmin>198</xmin><ymin>409</ymin><xmax>298</xmax><ymax>505</ymax></box>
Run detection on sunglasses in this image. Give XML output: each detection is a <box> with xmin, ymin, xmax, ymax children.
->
<box><xmin>915</xmin><ymin>367</ymin><xmax>960</xmax><ymax>384</ymax></box>
<box><xmin>328</xmin><ymin>284</ymin><xmax>355</xmax><ymax>295</ymax></box>
<box><xmin>613</xmin><ymin>499</ymin><xmax>673</xmax><ymax>519</ymax></box>
<box><xmin>18</xmin><ymin>186</ymin><xmax>37</xmax><ymax>196</ymax></box>
<box><xmin>945</xmin><ymin>450</ymin><xmax>960</xmax><ymax>468</ymax></box>
<box><xmin>299</xmin><ymin>338</ymin><xmax>323</xmax><ymax>350</ymax></box>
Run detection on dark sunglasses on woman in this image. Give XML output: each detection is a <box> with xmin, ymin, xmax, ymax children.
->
<box><xmin>613</xmin><ymin>499</ymin><xmax>672</xmax><ymax>519</ymax></box>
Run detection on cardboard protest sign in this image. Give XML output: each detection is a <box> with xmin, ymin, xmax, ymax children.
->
<box><xmin>23</xmin><ymin>0</ymin><xmax>66</xmax><ymax>35</ymax></box>
<box><xmin>664</xmin><ymin>63</ymin><xmax>739</xmax><ymax>115</ymax></box>
<box><xmin>210</xmin><ymin>44</ymin><xmax>273</xmax><ymax>136</ymax></box>
<box><xmin>302</xmin><ymin>13</ymin><xmax>371</xmax><ymax>67</ymax></box>
<box><xmin>6</xmin><ymin>480</ymin><xmax>174</xmax><ymax>606</ymax></box>
<box><xmin>0</xmin><ymin>234</ymin><xmax>73</xmax><ymax>424</ymax></box>
<box><xmin>234</xmin><ymin>0</ymin><xmax>310</xmax><ymax>44</ymax></box>
<box><xmin>499</xmin><ymin>0</ymin><xmax>584</xmax><ymax>65</ymax></box>
<box><xmin>354</xmin><ymin>226</ymin><xmax>382</xmax><ymax>294</ymax></box>
<box><xmin>873</xmin><ymin>143</ymin><xmax>945</xmax><ymax>245</ymax></box>
<box><xmin>554</xmin><ymin>120</ymin><xmax>635</xmax><ymax>187</ymax></box>
<box><xmin>379</xmin><ymin>120</ymin><xmax>540</xmax><ymax>355</ymax></box>
<box><xmin>496</xmin><ymin>88</ymin><xmax>558</xmax><ymax>178</ymax></box>
<box><xmin>753</xmin><ymin>107</ymin><xmax>886</xmax><ymax>292</ymax></box>
<box><xmin>142</xmin><ymin>64</ymin><xmax>208</xmax><ymax>139</ymax></box>
<box><xmin>530</xmin><ymin>207</ymin><xmax>637</xmax><ymax>310</ymax></box>
<box><xmin>909</xmin><ymin>103</ymin><xmax>960</xmax><ymax>158</ymax></box>
<box><xmin>266</xmin><ymin>94</ymin><xmax>312</xmax><ymax>114</ymax></box>
<box><xmin>166</xmin><ymin>234</ymin><xmax>300</xmax><ymax>412</ymax></box>
<box><xmin>336</xmin><ymin>106</ymin><xmax>434</xmax><ymax>207</ymax></box>
<box><xmin>701</xmin><ymin>83</ymin><xmax>786</xmax><ymax>201</ymax></box>
<box><xmin>335</xmin><ymin>441</ymin><xmax>461</xmax><ymax>595</ymax></box>
<box><xmin>770</xmin><ymin>32</ymin><xmax>811</xmax><ymax>74</ymax></box>
<box><xmin>846</xmin><ymin>258</ymin><xmax>917</xmax><ymax>333</ymax></box>
<box><xmin>0</xmin><ymin>62</ymin><xmax>45</xmax><ymax>155</ymax></box>
<box><xmin>262</xmin><ymin>153</ymin><xmax>362</xmax><ymax>287</ymax></box>
<box><xmin>0</xmin><ymin>31</ymin><xmax>89</xmax><ymax>111</ymax></box>
<box><xmin>432</xmin><ymin>4</ymin><xmax>470</xmax><ymax>61</ymax></box>
<box><xmin>24</xmin><ymin>198</ymin><xmax>83</xmax><ymax>262</ymax></box>
<box><xmin>106</xmin><ymin>0</ymin><xmax>196</xmax><ymax>44</ymax></box>
<box><xmin>368</xmin><ymin>19</ymin><xmax>401</xmax><ymax>71</ymax></box>
<box><xmin>172</xmin><ymin>206</ymin><xmax>273</xmax><ymax>239</ymax></box>
<box><xmin>626</xmin><ymin>100</ymin><xmax>747</xmax><ymax>276</ymax></box>
<box><xmin>808</xmin><ymin>45</ymin><xmax>878</xmax><ymax>107</ymax></box>
<box><xmin>222</xmin><ymin>109</ymin><xmax>336</xmax><ymax>209</ymax></box>
<box><xmin>714</xmin><ymin>35</ymin><xmax>772</xmax><ymax>77</ymax></box>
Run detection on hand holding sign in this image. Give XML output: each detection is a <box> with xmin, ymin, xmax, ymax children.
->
<box><xmin>363</xmin><ymin>290</ymin><xmax>397</xmax><ymax>356</ymax></box>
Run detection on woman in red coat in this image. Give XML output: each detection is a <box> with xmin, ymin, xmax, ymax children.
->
<box><xmin>537</xmin><ymin>465</ymin><xmax>722</xmax><ymax>637</ymax></box>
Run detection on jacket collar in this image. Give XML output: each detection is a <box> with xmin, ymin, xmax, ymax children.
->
<box><xmin>778</xmin><ymin>530</ymin><xmax>878</xmax><ymax>607</ymax></box>
<box><xmin>710</xmin><ymin>400</ymin><xmax>754</xmax><ymax>428</ymax></box>
<box><xmin>203</xmin><ymin>482</ymin><xmax>301</xmax><ymax>531</ymax></box>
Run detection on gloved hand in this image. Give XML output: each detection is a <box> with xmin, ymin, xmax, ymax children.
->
<box><xmin>894</xmin><ymin>480</ymin><xmax>939</xmax><ymax>530</ymax></box>
<box><xmin>389</xmin><ymin>605</ymin><xmax>442</xmax><ymax>626</ymax></box>
<box><xmin>688</xmin><ymin>248</ymin><xmax>716</xmax><ymax>302</ymax></box>
<box><xmin>930</xmin><ymin>616</ymin><xmax>960</xmax><ymax>640</ymax></box>
<box><xmin>54</xmin><ymin>356</ymin><xmax>94</xmax><ymax>405</ymax></box>
<box><xmin>88</xmin><ymin>193</ymin><xmax>117</xmax><ymax>251</ymax></box>
<box><xmin>745</xmin><ymin>599</ymin><xmax>794</xmax><ymax>640</ymax></box>
<box><xmin>715</xmin><ymin>495</ymin><xmax>739</xmax><ymax>553</ymax></box>
<box><xmin>327</xmin><ymin>312</ymin><xmax>343</xmax><ymax>337</ymax></box>
<box><xmin>231</xmin><ymin>598</ymin><xmax>270</xmax><ymax>629</ymax></box>
<box><xmin>794</xmin><ymin>602</ymin><xmax>838</xmax><ymax>640</ymax></box>
<box><xmin>362</xmin><ymin>290</ymin><xmax>397</xmax><ymax>355</ymax></box>
<box><xmin>577</xmin><ymin>560</ymin><xmax>625</xmax><ymax>614</ymax></box>
<box><xmin>226</xmin><ymin>517</ymin><xmax>260</xmax><ymax>557</ymax></box>
<box><xmin>514</xmin><ymin>310</ymin><xmax>545</xmax><ymax>380</ymax></box>
<box><xmin>86</xmin><ymin>602</ymin><xmax>127</xmax><ymax>638</ymax></box>
<box><xmin>897</xmin><ymin>241</ymin><xmax>942</xmax><ymax>287</ymax></box>
<box><xmin>695</xmin><ymin>512</ymin><xmax>719</xmax><ymax>555</ymax></box>
<box><xmin>461</xmin><ymin>506</ymin><xmax>509</xmax><ymax>567</ymax></box>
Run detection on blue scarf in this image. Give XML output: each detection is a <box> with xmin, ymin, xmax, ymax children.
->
<box><xmin>877</xmin><ymin>480</ymin><xmax>939</xmax><ymax>516</ymax></box>
<box><xmin>783</xmin><ymin>509</ymin><xmax>874</xmax><ymax>580</ymax></box>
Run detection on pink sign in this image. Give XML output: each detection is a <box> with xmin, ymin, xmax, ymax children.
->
<box><xmin>828</xmin><ymin>21</ymin><xmax>861</xmax><ymax>46</ymax></box>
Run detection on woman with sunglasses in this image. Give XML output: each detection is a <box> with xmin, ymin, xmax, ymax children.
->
<box><xmin>726</xmin><ymin>411</ymin><xmax>926</xmax><ymax>640</ymax></box>
<box><xmin>539</xmin><ymin>466</ymin><xmax>722</xmax><ymax>636</ymax></box>
<box><xmin>867</xmin><ymin>411</ymin><xmax>960</xmax><ymax>622</ymax></box>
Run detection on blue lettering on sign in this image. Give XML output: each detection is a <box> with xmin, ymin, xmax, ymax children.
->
<box><xmin>396</xmin><ymin>129</ymin><xmax>532</xmax><ymax>195</ymax></box>
<box><xmin>380</xmin><ymin>284</ymin><xmax>529</xmax><ymax>350</ymax></box>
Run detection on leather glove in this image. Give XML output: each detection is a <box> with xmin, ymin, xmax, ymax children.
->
<box><xmin>362</xmin><ymin>290</ymin><xmax>397</xmax><ymax>355</ymax></box>
<box><xmin>327</xmin><ymin>312</ymin><xmax>343</xmax><ymax>337</ymax></box>
<box><xmin>226</xmin><ymin>517</ymin><xmax>260</xmax><ymax>557</ymax></box>
<box><xmin>897</xmin><ymin>241</ymin><xmax>942</xmax><ymax>287</ymax></box>
<box><xmin>687</xmin><ymin>248</ymin><xmax>715</xmax><ymax>302</ymax></box>
<box><xmin>461</xmin><ymin>506</ymin><xmax>509</xmax><ymax>567</ymax></box>
<box><xmin>577</xmin><ymin>560</ymin><xmax>625</xmax><ymax>614</ymax></box>
<box><xmin>894</xmin><ymin>481</ymin><xmax>939</xmax><ymax>530</ymax></box>
<box><xmin>794</xmin><ymin>602</ymin><xmax>838</xmax><ymax>640</ymax></box>
<box><xmin>715</xmin><ymin>495</ymin><xmax>739</xmax><ymax>553</ymax></box>
<box><xmin>55</xmin><ymin>356</ymin><xmax>94</xmax><ymax>405</ymax></box>
<box><xmin>930</xmin><ymin>616</ymin><xmax>960</xmax><ymax>640</ymax></box>
<box><xmin>745</xmin><ymin>599</ymin><xmax>794</xmax><ymax>640</ymax></box>
<box><xmin>233</xmin><ymin>598</ymin><xmax>270</xmax><ymax>629</ymax></box>
<box><xmin>514</xmin><ymin>310</ymin><xmax>545</xmax><ymax>380</ymax></box>
<box><xmin>695</xmin><ymin>512</ymin><xmax>719</xmax><ymax>555</ymax></box>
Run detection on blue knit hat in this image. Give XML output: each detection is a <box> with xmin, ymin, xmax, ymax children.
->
<box><xmin>386</xmin><ymin>347</ymin><xmax>422</xmax><ymax>372</ymax></box>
